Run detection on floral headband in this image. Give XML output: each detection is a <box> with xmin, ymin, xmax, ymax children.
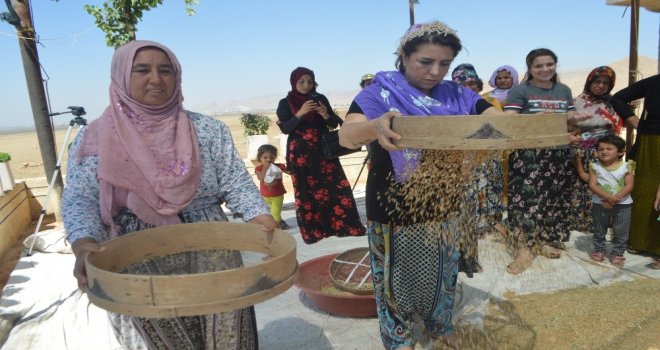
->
<box><xmin>396</xmin><ymin>20</ymin><xmax>458</xmax><ymax>56</ymax></box>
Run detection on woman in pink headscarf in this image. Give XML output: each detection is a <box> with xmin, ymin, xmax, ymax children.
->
<box><xmin>571</xmin><ymin>66</ymin><xmax>621</xmax><ymax>232</ymax></box>
<box><xmin>62</xmin><ymin>40</ymin><xmax>275</xmax><ymax>349</ymax></box>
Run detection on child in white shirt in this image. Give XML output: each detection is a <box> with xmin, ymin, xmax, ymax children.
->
<box><xmin>587</xmin><ymin>135</ymin><xmax>634</xmax><ymax>267</ymax></box>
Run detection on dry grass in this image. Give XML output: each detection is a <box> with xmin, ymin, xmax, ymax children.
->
<box><xmin>426</xmin><ymin>279</ymin><xmax>660</xmax><ymax>349</ymax></box>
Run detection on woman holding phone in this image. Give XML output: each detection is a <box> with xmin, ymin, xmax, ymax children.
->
<box><xmin>276</xmin><ymin>67</ymin><xmax>365</xmax><ymax>244</ymax></box>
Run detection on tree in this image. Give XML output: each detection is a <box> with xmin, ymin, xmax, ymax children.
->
<box><xmin>85</xmin><ymin>0</ymin><xmax>198</xmax><ymax>48</ymax></box>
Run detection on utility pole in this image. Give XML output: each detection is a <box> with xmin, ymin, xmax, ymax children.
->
<box><xmin>2</xmin><ymin>0</ymin><xmax>63</xmax><ymax>214</ymax></box>
<box><xmin>626</xmin><ymin>0</ymin><xmax>640</xmax><ymax>154</ymax></box>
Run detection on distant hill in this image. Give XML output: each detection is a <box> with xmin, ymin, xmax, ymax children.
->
<box><xmin>196</xmin><ymin>55</ymin><xmax>657</xmax><ymax>116</ymax></box>
<box><xmin>194</xmin><ymin>90</ymin><xmax>361</xmax><ymax>116</ymax></box>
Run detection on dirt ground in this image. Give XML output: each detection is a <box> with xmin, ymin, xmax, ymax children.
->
<box><xmin>1</xmin><ymin>114</ymin><xmax>658</xmax><ymax>349</ymax></box>
<box><xmin>0</xmin><ymin>114</ymin><xmax>280</xmax><ymax>180</ymax></box>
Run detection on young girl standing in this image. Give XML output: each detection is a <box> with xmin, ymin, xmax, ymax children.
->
<box><xmin>255</xmin><ymin>144</ymin><xmax>290</xmax><ymax>230</ymax></box>
<box><xmin>503</xmin><ymin>48</ymin><xmax>585</xmax><ymax>274</ymax></box>
<box><xmin>588</xmin><ymin>135</ymin><xmax>634</xmax><ymax>267</ymax></box>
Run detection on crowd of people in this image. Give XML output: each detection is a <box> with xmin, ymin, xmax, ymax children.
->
<box><xmin>60</xmin><ymin>19</ymin><xmax>659</xmax><ymax>350</ymax></box>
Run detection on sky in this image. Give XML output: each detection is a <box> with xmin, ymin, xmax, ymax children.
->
<box><xmin>1</xmin><ymin>0</ymin><xmax>658</xmax><ymax>129</ymax></box>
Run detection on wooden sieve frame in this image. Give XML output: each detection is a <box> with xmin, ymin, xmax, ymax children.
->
<box><xmin>391</xmin><ymin>113</ymin><xmax>570</xmax><ymax>150</ymax></box>
<box><xmin>85</xmin><ymin>222</ymin><xmax>297</xmax><ymax>318</ymax></box>
<box><xmin>328</xmin><ymin>247</ymin><xmax>373</xmax><ymax>295</ymax></box>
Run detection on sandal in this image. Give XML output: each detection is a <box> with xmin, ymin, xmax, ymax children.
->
<box><xmin>626</xmin><ymin>246</ymin><xmax>640</xmax><ymax>254</ymax></box>
<box><xmin>589</xmin><ymin>251</ymin><xmax>606</xmax><ymax>263</ymax></box>
<box><xmin>610</xmin><ymin>255</ymin><xmax>625</xmax><ymax>267</ymax></box>
<box><xmin>647</xmin><ymin>258</ymin><xmax>660</xmax><ymax>270</ymax></box>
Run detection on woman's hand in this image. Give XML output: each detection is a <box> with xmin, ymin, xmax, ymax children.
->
<box><xmin>250</xmin><ymin>214</ymin><xmax>277</xmax><ymax>233</ymax></box>
<box><xmin>373</xmin><ymin>111</ymin><xmax>401</xmax><ymax>151</ymax></box>
<box><xmin>568</xmin><ymin>130</ymin><xmax>581</xmax><ymax>146</ymax></box>
<box><xmin>573</xmin><ymin>153</ymin><xmax>583</xmax><ymax>167</ymax></box>
<box><xmin>295</xmin><ymin>100</ymin><xmax>318</xmax><ymax>118</ymax></box>
<box><xmin>568</xmin><ymin>112</ymin><xmax>591</xmax><ymax>126</ymax></box>
<box><xmin>71</xmin><ymin>237</ymin><xmax>105</xmax><ymax>292</ymax></box>
<box><xmin>316</xmin><ymin>101</ymin><xmax>329</xmax><ymax>119</ymax></box>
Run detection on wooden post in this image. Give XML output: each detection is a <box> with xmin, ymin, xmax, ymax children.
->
<box><xmin>626</xmin><ymin>0</ymin><xmax>640</xmax><ymax>154</ymax></box>
<box><xmin>7</xmin><ymin>0</ymin><xmax>63</xmax><ymax>217</ymax></box>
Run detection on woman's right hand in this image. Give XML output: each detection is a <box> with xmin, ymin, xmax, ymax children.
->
<box><xmin>373</xmin><ymin>111</ymin><xmax>401</xmax><ymax>151</ymax></box>
<box><xmin>71</xmin><ymin>237</ymin><xmax>105</xmax><ymax>292</ymax></box>
<box><xmin>295</xmin><ymin>100</ymin><xmax>318</xmax><ymax>118</ymax></box>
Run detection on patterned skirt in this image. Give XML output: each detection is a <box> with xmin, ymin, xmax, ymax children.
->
<box><xmin>571</xmin><ymin>148</ymin><xmax>596</xmax><ymax>232</ymax></box>
<box><xmin>367</xmin><ymin>221</ymin><xmax>460</xmax><ymax>350</ymax></box>
<box><xmin>469</xmin><ymin>153</ymin><xmax>504</xmax><ymax>229</ymax></box>
<box><xmin>108</xmin><ymin>208</ymin><xmax>258</xmax><ymax>350</ymax></box>
<box><xmin>506</xmin><ymin>148</ymin><xmax>576</xmax><ymax>247</ymax></box>
<box><xmin>287</xmin><ymin>128</ymin><xmax>366</xmax><ymax>244</ymax></box>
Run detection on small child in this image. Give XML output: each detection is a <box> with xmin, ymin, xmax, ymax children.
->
<box><xmin>255</xmin><ymin>144</ymin><xmax>290</xmax><ymax>230</ymax></box>
<box><xmin>587</xmin><ymin>135</ymin><xmax>634</xmax><ymax>267</ymax></box>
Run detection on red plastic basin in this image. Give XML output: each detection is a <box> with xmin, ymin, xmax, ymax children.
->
<box><xmin>295</xmin><ymin>253</ymin><xmax>377</xmax><ymax>317</ymax></box>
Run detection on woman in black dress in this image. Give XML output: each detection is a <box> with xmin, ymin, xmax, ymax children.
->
<box><xmin>276</xmin><ymin>67</ymin><xmax>365</xmax><ymax>244</ymax></box>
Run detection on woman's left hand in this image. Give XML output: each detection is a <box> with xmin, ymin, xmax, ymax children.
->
<box><xmin>568</xmin><ymin>112</ymin><xmax>591</xmax><ymax>126</ymax></box>
<box><xmin>568</xmin><ymin>130</ymin><xmax>581</xmax><ymax>146</ymax></box>
<box><xmin>250</xmin><ymin>214</ymin><xmax>278</xmax><ymax>235</ymax></box>
<box><xmin>374</xmin><ymin>111</ymin><xmax>402</xmax><ymax>151</ymax></box>
<box><xmin>316</xmin><ymin>102</ymin><xmax>329</xmax><ymax>119</ymax></box>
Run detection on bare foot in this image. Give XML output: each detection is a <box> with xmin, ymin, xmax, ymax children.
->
<box><xmin>493</xmin><ymin>223</ymin><xmax>507</xmax><ymax>235</ymax></box>
<box><xmin>506</xmin><ymin>247</ymin><xmax>535</xmax><ymax>275</ymax></box>
<box><xmin>536</xmin><ymin>244</ymin><xmax>561</xmax><ymax>259</ymax></box>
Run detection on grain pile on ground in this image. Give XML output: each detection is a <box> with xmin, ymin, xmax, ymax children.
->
<box><xmin>432</xmin><ymin>278</ymin><xmax>660</xmax><ymax>349</ymax></box>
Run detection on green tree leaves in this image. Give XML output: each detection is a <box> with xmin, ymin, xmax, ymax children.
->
<box><xmin>84</xmin><ymin>0</ymin><xmax>198</xmax><ymax>48</ymax></box>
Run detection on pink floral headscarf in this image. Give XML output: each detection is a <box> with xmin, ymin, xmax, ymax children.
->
<box><xmin>77</xmin><ymin>40</ymin><xmax>201</xmax><ymax>235</ymax></box>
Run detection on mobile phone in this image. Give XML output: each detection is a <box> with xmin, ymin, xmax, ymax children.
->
<box><xmin>309</xmin><ymin>93</ymin><xmax>321</xmax><ymax>103</ymax></box>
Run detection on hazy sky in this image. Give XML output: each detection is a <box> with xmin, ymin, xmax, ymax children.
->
<box><xmin>1</xmin><ymin>0</ymin><xmax>658</xmax><ymax>128</ymax></box>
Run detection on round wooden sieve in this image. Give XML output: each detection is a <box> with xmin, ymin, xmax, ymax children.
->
<box><xmin>391</xmin><ymin>113</ymin><xmax>570</xmax><ymax>150</ymax></box>
<box><xmin>85</xmin><ymin>222</ymin><xmax>297</xmax><ymax>318</ymax></box>
<box><xmin>328</xmin><ymin>247</ymin><xmax>373</xmax><ymax>295</ymax></box>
